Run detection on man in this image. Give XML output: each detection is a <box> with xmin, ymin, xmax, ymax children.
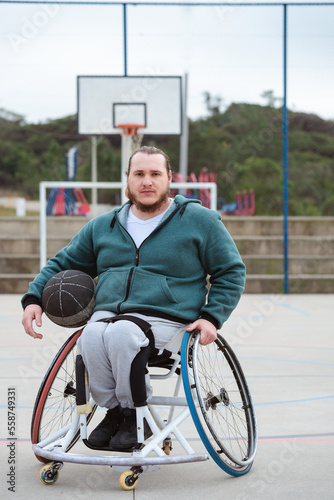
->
<box><xmin>22</xmin><ymin>146</ymin><xmax>246</xmax><ymax>451</ymax></box>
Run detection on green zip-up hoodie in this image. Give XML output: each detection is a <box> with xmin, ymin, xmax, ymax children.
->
<box><xmin>22</xmin><ymin>195</ymin><xmax>246</xmax><ymax>329</ymax></box>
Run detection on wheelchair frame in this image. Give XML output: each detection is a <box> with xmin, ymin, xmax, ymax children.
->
<box><xmin>31</xmin><ymin>329</ymin><xmax>257</xmax><ymax>490</ymax></box>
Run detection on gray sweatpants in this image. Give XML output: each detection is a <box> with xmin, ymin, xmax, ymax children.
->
<box><xmin>77</xmin><ymin>310</ymin><xmax>187</xmax><ymax>410</ymax></box>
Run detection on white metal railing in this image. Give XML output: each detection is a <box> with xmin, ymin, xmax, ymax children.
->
<box><xmin>39</xmin><ymin>181</ymin><xmax>217</xmax><ymax>269</ymax></box>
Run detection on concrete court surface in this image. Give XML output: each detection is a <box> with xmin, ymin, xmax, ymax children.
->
<box><xmin>0</xmin><ymin>293</ymin><xmax>333</xmax><ymax>500</ymax></box>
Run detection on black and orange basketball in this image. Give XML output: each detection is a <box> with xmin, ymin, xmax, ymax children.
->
<box><xmin>42</xmin><ymin>270</ymin><xmax>95</xmax><ymax>328</ymax></box>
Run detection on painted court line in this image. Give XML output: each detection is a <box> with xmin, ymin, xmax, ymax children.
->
<box><xmin>267</xmin><ymin>299</ymin><xmax>311</xmax><ymax>317</ymax></box>
<box><xmin>255</xmin><ymin>395</ymin><xmax>334</xmax><ymax>405</ymax></box>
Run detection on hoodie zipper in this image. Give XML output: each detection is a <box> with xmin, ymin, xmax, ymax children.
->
<box><xmin>115</xmin><ymin>202</ymin><xmax>188</xmax><ymax>313</ymax></box>
<box><xmin>116</xmin><ymin>243</ymin><xmax>139</xmax><ymax>313</ymax></box>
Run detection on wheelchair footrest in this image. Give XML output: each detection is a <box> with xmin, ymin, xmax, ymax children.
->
<box><xmin>32</xmin><ymin>444</ymin><xmax>209</xmax><ymax>467</ymax></box>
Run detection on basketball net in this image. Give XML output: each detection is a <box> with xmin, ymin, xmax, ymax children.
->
<box><xmin>118</xmin><ymin>124</ymin><xmax>145</xmax><ymax>205</ymax></box>
<box><xmin>118</xmin><ymin>124</ymin><xmax>145</xmax><ymax>154</ymax></box>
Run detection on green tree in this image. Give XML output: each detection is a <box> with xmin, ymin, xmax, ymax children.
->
<box><xmin>235</xmin><ymin>157</ymin><xmax>283</xmax><ymax>215</ymax></box>
<box><xmin>203</xmin><ymin>91</ymin><xmax>224</xmax><ymax>117</ymax></box>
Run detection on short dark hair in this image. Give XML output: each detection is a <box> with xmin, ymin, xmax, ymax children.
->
<box><xmin>127</xmin><ymin>146</ymin><xmax>171</xmax><ymax>175</ymax></box>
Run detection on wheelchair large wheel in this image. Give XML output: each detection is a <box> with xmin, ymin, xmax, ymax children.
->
<box><xmin>31</xmin><ymin>329</ymin><xmax>97</xmax><ymax>463</ymax></box>
<box><xmin>181</xmin><ymin>331</ymin><xmax>257</xmax><ymax>476</ymax></box>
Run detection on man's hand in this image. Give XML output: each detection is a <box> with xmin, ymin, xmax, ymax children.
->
<box><xmin>186</xmin><ymin>318</ymin><xmax>217</xmax><ymax>346</ymax></box>
<box><xmin>22</xmin><ymin>304</ymin><xmax>43</xmax><ymax>339</ymax></box>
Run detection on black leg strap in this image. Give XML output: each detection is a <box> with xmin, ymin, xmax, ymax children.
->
<box><xmin>97</xmin><ymin>314</ymin><xmax>158</xmax><ymax>355</ymax></box>
<box><xmin>98</xmin><ymin>314</ymin><xmax>158</xmax><ymax>407</ymax></box>
<box><xmin>75</xmin><ymin>354</ymin><xmax>86</xmax><ymax>406</ymax></box>
<box><xmin>130</xmin><ymin>346</ymin><xmax>152</xmax><ymax>407</ymax></box>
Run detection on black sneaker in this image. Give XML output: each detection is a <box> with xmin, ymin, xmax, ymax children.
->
<box><xmin>109</xmin><ymin>407</ymin><xmax>152</xmax><ymax>451</ymax></box>
<box><xmin>88</xmin><ymin>406</ymin><xmax>121</xmax><ymax>447</ymax></box>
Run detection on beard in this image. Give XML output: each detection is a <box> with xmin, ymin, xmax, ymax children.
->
<box><xmin>126</xmin><ymin>185</ymin><xmax>171</xmax><ymax>214</ymax></box>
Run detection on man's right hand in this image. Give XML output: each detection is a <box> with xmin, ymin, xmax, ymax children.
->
<box><xmin>22</xmin><ymin>304</ymin><xmax>43</xmax><ymax>339</ymax></box>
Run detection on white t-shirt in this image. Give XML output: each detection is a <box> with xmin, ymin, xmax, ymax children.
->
<box><xmin>127</xmin><ymin>201</ymin><xmax>174</xmax><ymax>248</ymax></box>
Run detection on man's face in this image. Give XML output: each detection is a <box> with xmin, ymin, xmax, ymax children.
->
<box><xmin>127</xmin><ymin>153</ymin><xmax>172</xmax><ymax>213</ymax></box>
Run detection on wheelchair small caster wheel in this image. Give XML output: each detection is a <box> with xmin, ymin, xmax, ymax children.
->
<box><xmin>119</xmin><ymin>470</ymin><xmax>140</xmax><ymax>491</ymax></box>
<box><xmin>163</xmin><ymin>438</ymin><xmax>172</xmax><ymax>455</ymax></box>
<box><xmin>39</xmin><ymin>464</ymin><xmax>59</xmax><ymax>485</ymax></box>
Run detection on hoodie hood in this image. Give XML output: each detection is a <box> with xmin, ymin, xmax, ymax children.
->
<box><xmin>115</xmin><ymin>195</ymin><xmax>202</xmax><ymax>228</ymax></box>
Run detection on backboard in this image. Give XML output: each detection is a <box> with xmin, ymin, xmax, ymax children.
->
<box><xmin>77</xmin><ymin>75</ymin><xmax>182</xmax><ymax>136</ymax></box>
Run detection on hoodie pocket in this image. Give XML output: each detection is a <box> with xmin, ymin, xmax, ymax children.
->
<box><xmin>95</xmin><ymin>269</ymin><xmax>129</xmax><ymax>305</ymax></box>
<box><xmin>127</xmin><ymin>269</ymin><xmax>178</xmax><ymax>308</ymax></box>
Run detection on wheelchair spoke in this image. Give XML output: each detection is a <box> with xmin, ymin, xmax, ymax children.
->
<box><xmin>31</xmin><ymin>330</ymin><xmax>97</xmax><ymax>462</ymax></box>
<box><xmin>182</xmin><ymin>331</ymin><xmax>257</xmax><ymax>476</ymax></box>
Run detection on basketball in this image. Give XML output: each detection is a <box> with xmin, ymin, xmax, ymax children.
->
<box><xmin>42</xmin><ymin>270</ymin><xmax>96</xmax><ymax>328</ymax></box>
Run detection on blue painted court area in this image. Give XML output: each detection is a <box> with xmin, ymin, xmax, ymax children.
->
<box><xmin>0</xmin><ymin>293</ymin><xmax>333</xmax><ymax>499</ymax></box>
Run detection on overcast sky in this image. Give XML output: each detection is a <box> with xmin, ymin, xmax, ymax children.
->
<box><xmin>1</xmin><ymin>0</ymin><xmax>334</xmax><ymax>126</ymax></box>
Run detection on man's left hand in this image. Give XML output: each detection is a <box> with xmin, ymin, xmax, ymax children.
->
<box><xmin>186</xmin><ymin>318</ymin><xmax>217</xmax><ymax>346</ymax></box>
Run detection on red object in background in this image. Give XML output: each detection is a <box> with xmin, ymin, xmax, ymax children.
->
<box><xmin>221</xmin><ymin>189</ymin><xmax>255</xmax><ymax>216</ymax></box>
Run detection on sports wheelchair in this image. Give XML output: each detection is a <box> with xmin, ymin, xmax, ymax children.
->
<box><xmin>31</xmin><ymin>326</ymin><xmax>257</xmax><ymax>491</ymax></box>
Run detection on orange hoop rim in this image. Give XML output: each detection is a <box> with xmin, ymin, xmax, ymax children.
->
<box><xmin>117</xmin><ymin>123</ymin><xmax>146</xmax><ymax>136</ymax></box>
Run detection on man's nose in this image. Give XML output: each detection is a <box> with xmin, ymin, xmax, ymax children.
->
<box><xmin>142</xmin><ymin>175</ymin><xmax>152</xmax><ymax>185</ymax></box>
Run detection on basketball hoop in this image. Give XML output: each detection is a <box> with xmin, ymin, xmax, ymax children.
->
<box><xmin>117</xmin><ymin>123</ymin><xmax>145</xmax><ymax>153</ymax></box>
<box><xmin>118</xmin><ymin>123</ymin><xmax>146</xmax><ymax>204</ymax></box>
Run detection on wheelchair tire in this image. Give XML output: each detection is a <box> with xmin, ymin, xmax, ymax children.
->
<box><xmin>181</xmin><ymin>331</ymin><xmax>257</xmax><ymax>476</ymax></box>
<box><xmin>31</xmin><ymin>329</ymin><xmax>97</xmax><ymax>463</ymax></box>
